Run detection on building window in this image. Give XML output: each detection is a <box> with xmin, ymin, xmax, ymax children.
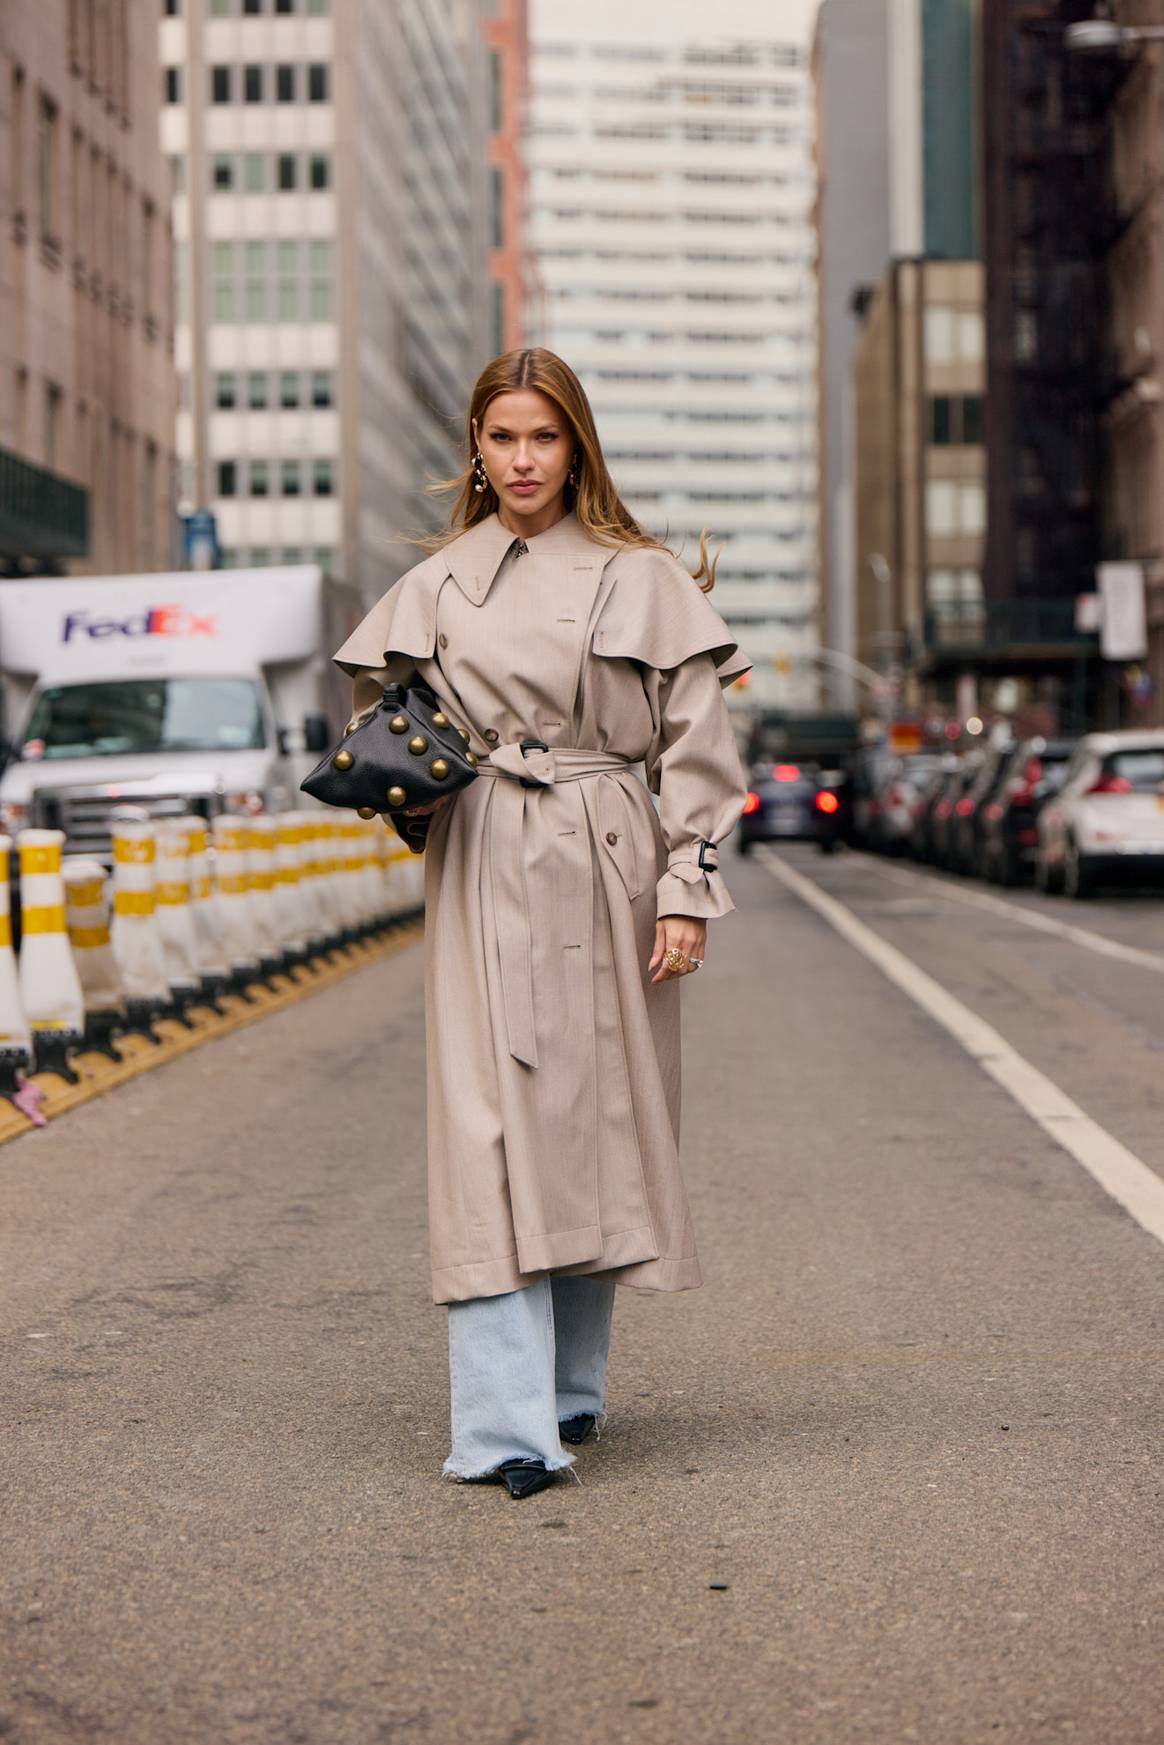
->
<box><xmin>165</xmin><ymin>0</ymin><xmax>182</xmax><ymax>14</ymax></box>
<box><xmin>212</xmin><ymin>154</ymin><xmax>234</xmax><ymax>190</ymax></box>
<box><xmin>217</xmin><ymin>460</ymin><xmax>237</xmax><ymax>497</ymax></box>
<box><xmin>277</xmin><ymin>154</ymin><xmax>297</xmax><ymax>191</ymax></box>
<box><xmin>275</xmin><ymin>0</ymin><xmax>295</xmax><ymax>12</ymax></box>
<box><xmin>44</xmin><ymin>382</ymin><xmax>62</xmax><ymax>470</ymax></box>
<box><xmin>305</xmin><ymin>0</ymin><xmax>330</xmax><ymax>11</ymax></box>
<box><xmin>244</xmin><ymin>65</ymin><xmax>264</xmax><ymax>103</ymax></box>
<box><xmin>38</xmin><ymin>93</ymin><xmax>60</xmax><ymax>248</ymax></box>
<box><xmin>491</xmin><ymin>281</ymin><xmax>505</xmax><ymax>355</ymax></box>
<box><xmin>243</xmin><ymin>0</ymin><xmax>264</xmax><ymax>13</ymax></box>
<box><xmin>215</xmin><ymin>372</ymin><xmax>237</xmax><ymax>409</ymax></box>
<box><xmin>165</xmin><ymin>66</ymin><xmax>182</xmax><ymax>104</ymax></box>
<box><xmin>250</xmin><ymin>459</ymin><xmax>270</xmax><ymax>497</ymax></box>
<box><xmin>489</xmin><ymin>166</ymin><xmax>504</xmax><ymax>248</ymax></box>
<box><xmin>209</xmin><ymin>0</ymin><xmax>232</xmax><ymax>14</ymax></box>
<box><xmin>210</xmin><ymin>66</ymin><xmax>232</xmax><ymax>103</ymax></box>
<box><xmin>281</xmin><ymin>459</ymin><xmax>302</xmax><ymax>496</ymax></box>
<box><xmin>276</xmin><ymin>65</ymin><xmax>296</xmax><ymax>102</ymax></box>
<box><xmin>243</xmin><ymin>152</ymin><xmax>265</xmax><ymax>192</ymax></box>
<box><xmin>489</xmin><ymin>50</ymin><xmax>503</xmax><ymax>133</ymax></box>
<box><xmin>312</xmin><ymin>457</ymin><xmax>334</xmax><ymax>496</ymax></box>
<box><xmin>307</xmin><ymin>64</ymin><xmax>329</xmax><ymax>102</ymax></box>
<box><xmin>962</xmin><ymin>395</ymin><xmax>984</xmax><ymax>445</ymax></box>
<box><xmin>247</xmin><ymin>370</ymin><xmax>269</xmax><ymax>409</ymax></box>
<box><xmin>928</xmin><ymin>396</ymin><xmax>953</xmax><ymax>445</ymax></box>
<box><xmin>308</xmin><ymin>154</ymin><xmax>330</xmax><ymax>190</ymax></box>
<box><xmin>280</xmin><ymin>370</ymin><xmax>301</xmax><ymax>408</ymax></box>
<box><xmin>310</xmin><ymin>369</ymin><xmax>333</xmax><ymax>407</ymax></box>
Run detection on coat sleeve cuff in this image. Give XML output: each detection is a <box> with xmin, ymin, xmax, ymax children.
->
<box><xmin>656</xmin><ymin>846</ymin><xmax>736</xmax><ymax>921</ymax></box>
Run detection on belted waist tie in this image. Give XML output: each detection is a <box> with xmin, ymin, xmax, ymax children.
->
<box><xmin>476</xmin><ymin>741</ymin><xmax>637</xmax><ymax>1067</ymax></box>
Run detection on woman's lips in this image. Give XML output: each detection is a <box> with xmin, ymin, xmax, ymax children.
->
<box><xmin>508</xmin><ymin>481</ymin><xmax>542</xmax><ymax>494</ymax></box>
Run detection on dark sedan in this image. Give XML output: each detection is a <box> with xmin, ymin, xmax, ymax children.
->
<box><xmin>978</xmin><ymin>737</ymin><xmax>1076</xmax><ymax>884</ymax></box>
<box><xmin>737</xmin><ymin>760</ymin><xmax>851</xmax><ymax>855</ymax></box>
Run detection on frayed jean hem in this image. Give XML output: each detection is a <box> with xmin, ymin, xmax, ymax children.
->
<box><xmin>441</xmin><ymin>1449</ymin><xmax>577</xmax><ymax>1483</ymax></box>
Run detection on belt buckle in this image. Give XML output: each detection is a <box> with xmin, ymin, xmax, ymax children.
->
<box><xmin>518</xmin><ymin>737</ymin><xmax>549</xmax><ymax>788</ymax></box>
<box><xmin>697</xmin><ymin>838</ymin><xmax>719</xmax><ymax>872</ymax></box>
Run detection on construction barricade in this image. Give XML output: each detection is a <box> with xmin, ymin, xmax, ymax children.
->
<box><xmin>17</xmin><ymin>830</ymin><xmax>86</xmax><ymax>1080</ymax></box>
<box><xmin>0</xmin><ymin>835</ymin><xmax>31</xmax><ymax>1100</ymax></box>
<box><xmin>110</xmin><ymin>820</ymin><xmax>172</xmax><ymax>1040</ymax></box>
<box><xmin>211</xmin><ymin>816</ymin><xmax>263</xmax><ymax>997</ymax></box>
<box><xmin>62</xmin><ymin>858</ymin><xmax>125</xmax><ymax>1060</ymax></box>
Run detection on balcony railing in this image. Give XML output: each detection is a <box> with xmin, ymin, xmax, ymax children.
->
<box><xmin>923</xmin><ymin>598</ymin><xmax>1095</xmax><ymax>654</ymax></box>
<box><xmin>0</xmin><ymin>444</ymin><xmax>89</xmax><ymax>560</ymax></box>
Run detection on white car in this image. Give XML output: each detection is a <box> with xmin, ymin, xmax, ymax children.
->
<box><xmin>1036</xmin><ymin>730</ymin><xmax>1164</xmax><ymax>898</ymax></box>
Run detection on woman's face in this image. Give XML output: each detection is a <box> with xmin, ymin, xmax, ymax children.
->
<box><xmin>473</xmin><ymin>389</ymin><xmax>575</xmax><ymax>530</ymax></box>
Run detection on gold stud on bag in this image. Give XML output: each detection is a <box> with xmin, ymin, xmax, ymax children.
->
<box><xmin>300</xmin><ymin>681</ymin><xmax>480</xmax><ymax>851</ymax></box>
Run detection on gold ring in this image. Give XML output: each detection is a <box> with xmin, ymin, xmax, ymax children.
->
<box><xmin>665</xmin><ymin>947</ymin><xmax>687</xmax><ymax>973</ymax></box>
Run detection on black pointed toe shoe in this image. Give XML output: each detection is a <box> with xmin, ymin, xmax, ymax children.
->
<box><xmin>558</xmin><ymin>1413</ymin><xmax>597</xmax><ymax>1446</ymax></box>
<box><xmin>496</xmin><ymin>1458</ymin><xmax>558</xmax><ymax>1499</ymax></box>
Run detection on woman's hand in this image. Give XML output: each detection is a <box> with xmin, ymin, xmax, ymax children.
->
<box><xmin>401</xmin><ymin>794</ymin><xmax>456</xmax><ymax>819</ymax></box>
<box><xmin>648</xmin><ymin>914</ymin><xmax>707</xmax><ymax>984</ymax></box>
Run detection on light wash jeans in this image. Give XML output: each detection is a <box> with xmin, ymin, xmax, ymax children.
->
<box><xmin>443</xmin><ymin>1275</ymin><xmax>616</xmax><ymax>1480</ymax></box>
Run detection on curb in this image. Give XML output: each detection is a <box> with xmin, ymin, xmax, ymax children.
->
<box><xmin>0</xmin><ymin>915</ymin><xmax>424</xmax><ymax>1149</ymax></box>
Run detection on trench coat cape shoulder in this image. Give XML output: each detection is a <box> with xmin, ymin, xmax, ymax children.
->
<box><xmin>332</xmin><ymin>513</ymin><xmax>752</xmax><ymax>1303</ymax></box>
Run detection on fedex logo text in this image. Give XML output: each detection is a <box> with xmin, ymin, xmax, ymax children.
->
<box><xmin>61</xmin><ymin>605</ymin><xmax>220</xmax><ymax>643</ymax></box>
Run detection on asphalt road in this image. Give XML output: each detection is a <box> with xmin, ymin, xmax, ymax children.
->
<box><xmin>2</xmin><ymin>843</ymin><xmax>1163</xmax><ymax>1745</ymax></box>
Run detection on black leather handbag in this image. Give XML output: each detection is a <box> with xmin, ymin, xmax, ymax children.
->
<box><xmin>300</xmin><ymin>681</ymin><xmax>479</xmax><ymax>852</ymax></box>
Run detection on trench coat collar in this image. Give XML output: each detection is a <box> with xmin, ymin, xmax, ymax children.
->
<box><xmin>444</xmin><ymin>510</ymin><xmax>602</xmax><ymax>605</ymax></box>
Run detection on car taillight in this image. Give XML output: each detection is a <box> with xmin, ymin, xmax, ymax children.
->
<box><xmin>1007</xmin><ymin>757</ymin><xmax>1043</xmax><ymax>808</ymax></box>
<box><xmin>984</xmin><ymin>801</ymin><xmax>1004</xmax><ymax>822</ymax></box>
<box><xmin>815</xmin><ymin>791</ymin><xmax>840</xmax><ymax>814</ymax></box>
<box><xmin>1086</xmin><ymin>772</ymin><xmax>1133</xmax><ymax>795</ymax></box>
<box><xmin>886</xmin><ymin>785</ymin><xmax>903</xmax><ymax>807</ymax></box>
<box><xmin>773</xmin><ymin>764</ymin><xmax>800</xmax><ymax>782</ymax></box>
<box><xmin>955</xmin><ymin>797</ymin><xmax>975</xmax><ymax>816</ymax></box>
<box><xmin>935</xmin><ymin>800</ymin><xmax>951</xmax><ymax>819</ymax></box>
<box><xmin>742</xmin><ymin>791</ymin><xmax>761</xmax><ymax>815</ymax></box>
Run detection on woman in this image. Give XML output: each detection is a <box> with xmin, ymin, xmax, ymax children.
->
<box><xmin>333</xmin><ymin>348</ymin><xmax>751</xmax><ymax>1499</ymax></box>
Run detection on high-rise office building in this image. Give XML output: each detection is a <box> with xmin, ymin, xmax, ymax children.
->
<box><xmin>159</xmin><ymin>0</ymin><xmax>492</xmax><ymax>604</ymax></box>
<box><xmin>526</xmin><ymin>0</ymin><xmax>819</xmax><ymax>711</ymax></box>
<box><xmin>814</xmin><ymin>0</ymin><xmax>980</xmax><ymax>705</ymax></box>
<box><xmin>1</xmin><ymin>0</ymin><xmax>177</xmax><ymax>576</ymax></box>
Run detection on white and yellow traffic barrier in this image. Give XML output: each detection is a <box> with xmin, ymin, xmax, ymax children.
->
<box><xmin>156</xmin><ymin>821</ymin><xmax>203</xmax><ymax>1019</ymax></box>
<box><xmin>0</xmin><ymin>836</ymin><xmax>32</xmax><ymax>1098</ymax></box>
<box><xmin>17</xmin><ymin>829</ymin><xmax>86</xmax><ymax>1080</ymax></box>
<box><xmin>178</xmin><ymin>816</ymin><xmax>230</xmax><ymax>1007</ymax></box>
<box><xmin>274</xmin><ymin>814</ymin><xmax>309</xmax><ymax>967</ymax></box>
<box><xmin>312</xmin><ymin>815</ymin><xmax>346</xmax><ymax>951</ymax></box>
<box><xmin>247</xmin><ymin>816</ymin><xmax>285</xmax><ymax>978</ymax></box>
<box><xmin>62</xmin><ymin>857</ymin><xmax>125</xmax><ymax>1060</ymax></box>
<box><xmin>337</xmin><ymin>816</ymin><xmax>364</xmax><ymax>936</ymax></box>
<box><xmin>211</xmin><ymin>816</ymin><xmax>262</xmax><ymax>995</ymax></box>
<box><xmin>289</xmin><ymin>811</ymin><xmax>325</xmax><ymax>955</ymax></box>
<box><xmin>110</xmin><ymin>820</ymin><xmax>172</xmax><ymax>1039</ymax></box>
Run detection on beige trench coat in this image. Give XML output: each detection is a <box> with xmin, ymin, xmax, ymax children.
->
<box><xmin>333</xmin><ymin>511</ymin><xmax>752</xmax><ymax>1303</ymax></box>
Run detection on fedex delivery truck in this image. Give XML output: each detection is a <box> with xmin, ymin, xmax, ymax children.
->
<box><xmin>0</xmin><ymin>566</ymin><xmax>351</xmax><ymax>861</ymax></box>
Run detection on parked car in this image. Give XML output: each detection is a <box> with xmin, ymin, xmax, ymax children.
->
<box><xmin>949</xmin><ymin>739</ymin><xmax>1016</xmax><ymax>877</ymax></box>
<box><xmin>1036</xmin><ymin>730</ymin><xmax>1164</xmax><ymax>898</ymax></box>
<box><xmin>738</xmin><ymin>759</ymin><xmax>852</xmax><ymax>855</ymax></box>
<box><xmin>874</xmin><ymin>754</ymin><xmax>943</xmax><ymax>855</ymax></box>
<box><xmin>978</xmin><ymin>737</ymin><xmax>1076</xmax><ymax>885</ymax></box>
<box><xmin>908</xmin><ymin>757</ymin><xmax>962</xmax><ymax>862</ymax></box>
<box><xmin>931</xmin><ymin>755</ymin><xmax>986</xmax><ymax>871</ymax></box>
<box><xmin>849</xmin><ymin>746</ymin><xmax>895</xmax><ymax>850</ymax></box>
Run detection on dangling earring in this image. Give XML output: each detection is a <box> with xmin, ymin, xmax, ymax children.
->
<box><xmin>473</xmin><ymin>450</ymin><xmax>488</xmax><ymax>495</ymax></box>
<box><xmin>568</xmin><ymin>452</ymin><xmax>581</xmax><ymax>490</ymax></box>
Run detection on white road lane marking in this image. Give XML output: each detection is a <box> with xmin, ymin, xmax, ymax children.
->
<box><xmin>854</xmin><ymin>852</ymin><xmax>1164</xmax><ymax>978</ymax></box>
<box><xmin>757</xmin><ymin>846</ymin><xmax>1164</xmax><ymax>1251</ymax></box>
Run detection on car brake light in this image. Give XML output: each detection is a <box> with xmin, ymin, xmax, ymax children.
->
<box><xmin>815</xmin><ymin>791</ymin><xmax>840</xmax><ymax>814</ymax></box>
<box><xmin>742</xmin><ymin>791</ymin><xmax>761</xmax><ymax>815</ymax></box>
<box><xmin>773</xmin><ymin>764</ymin><xmax>800</xmax><ymax>782</ymax></box>
<box><xmin>1086</xmin><ymin>773</ymin><xmax>1133</xmax><ymax>795</ymax></box>
<box><xmin>935</xmin><ymin>800</ymin><xmax>951</xmax><ymax>819</ymax></box>
<box><xmin>984</xmin><ymin>802</ymin><xmax>1004</xmax><ymax>822</ymax></box>
<box><xmin>955</xmin><ymin>797</ymin><xmax>975</xmax><ymax>816</ymax></box>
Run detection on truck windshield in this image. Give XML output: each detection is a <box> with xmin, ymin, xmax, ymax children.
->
<box><xmin>21</xmin><ymin>677</ymin><xmax>266</xmax><ymax>760</ymax></box>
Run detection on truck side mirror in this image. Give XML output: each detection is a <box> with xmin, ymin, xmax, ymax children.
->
<box><xmin>303</xmin><ymin>712</ymin><xmax>330</xmax><ymax>753</ymax></box>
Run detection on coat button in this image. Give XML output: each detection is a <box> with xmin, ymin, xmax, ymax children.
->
<box><xmin>605</xmin><ymin>830</ymin><xmax>618</xmax><ymax>845</ymax></box>
<box><xmin>484</xmin><ymin>728</ymin><xmax>499</xmax><ymax>744</ymax></box>
<box><xmin>438</xmin><ymin>632</ymin><xmax>449</xmax><ymax>648</ymax></box>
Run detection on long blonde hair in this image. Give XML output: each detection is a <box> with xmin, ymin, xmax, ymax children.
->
<box><xmin>426</xmin><ymin>348</ymin><xmax>718</xmax><ymax>591</ymax></box>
